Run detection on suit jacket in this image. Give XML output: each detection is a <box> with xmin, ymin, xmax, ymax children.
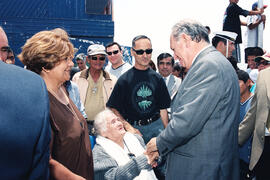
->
<box><xmin>0</xmin><ymin>62</ymin><xmax>51</xmax><ymax>180</ymax></box>
<box><xmin>167</xmin><ymin>74</ymin><xmax>182</xmax><ymax>100</ymax></box>
<box><xmin>156</xmin><ymin>46</ymin><xmax>240</xmax><ymax>180</ymax></box>
<box><xmin>239</xmin><ymin>67</ymin><xmax>270</xmax><ymax>170</ymax></box>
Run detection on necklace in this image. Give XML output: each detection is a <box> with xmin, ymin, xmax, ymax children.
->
<box><xmin>123</xmin><ymin>140</ymin><xmax>136</xmax><ymax>159</ymax></box>
<box><xmin>48</xmin><ymin>86</ymin><xmax>84</xmax><ymax>128</ymax></box>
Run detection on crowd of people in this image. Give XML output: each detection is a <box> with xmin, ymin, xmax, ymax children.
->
<box><xmin>0</xmin><ymin>0</ymin><xmax>270</xmax><ymax>180</ymax></box>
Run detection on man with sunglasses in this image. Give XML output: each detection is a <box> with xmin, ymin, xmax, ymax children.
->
<box><xmin>73</xmin><ymin>44</ymin><xmax>117</xmax><ymax>135</ymax></box>
<box><xmin>105</xmin><ymin>42</ymin><xmax>132</xmax><ymax>78</ymax></box>
<box><xmin>106</xmin><ymin>35</ymin><xmax>171</xmax><ymax>145</ymax></box>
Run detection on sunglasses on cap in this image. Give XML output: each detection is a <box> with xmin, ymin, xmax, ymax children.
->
<box><xmin>132</xmin><ymin>48</ymin><xmax>153</xmax><ymax>55</ymax></box>
<box><xmin>257</xmin><ymin>60</ymin><xmax>270</xmax><ymax>66</ymax></box>
<box><xmin>106</xmin><ymin>50</ymin><xmax>119</xmax><ymax>56</ymax></box>
<box><xmin>91</xmin><ymin>56</ymin><xmax>105</xmax><ymax>61</ymax></box>
<box><xmin>0</xmin><ymin>46</ymin><xmax>11</xmax><ymax>52</ymax></box>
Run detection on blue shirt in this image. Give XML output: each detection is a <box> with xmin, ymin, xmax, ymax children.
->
<box><xmin>239</xmin><ymin>95</ymin><xmax>253</xmax><ymax>164</ymax></box>
<box><xmin>65</xmin><ymin>81</ymin><xmax>87</xmax><ymax>119</ymax></box>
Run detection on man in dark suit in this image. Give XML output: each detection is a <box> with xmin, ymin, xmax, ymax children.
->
<box><xmin>0</xmin><ymin>27</ymin><xmax>51</xmax><ymax>179</ymax></box>
<box><xmin>147</xmin><ymin>20</ymin><xmax>240</xmax><ymax>180</ymax></box>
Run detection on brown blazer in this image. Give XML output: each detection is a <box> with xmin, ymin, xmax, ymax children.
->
<box><xmin>239</xmin><ymin>67</ymin><xmax>270</xmax><ymax>170</ymax></box>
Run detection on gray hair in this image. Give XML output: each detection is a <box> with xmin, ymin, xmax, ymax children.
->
<box><xmin>94</xmin><ymin>109</ymin><xmax>114</xmax><ymax>135</ymax></box>
<box><xmin>171</xmin><ymin>19</ymin><xmax>209</xmax><ymax>43</ymax></box>
<box><xmin>132</xmin><ymin>35</ymin><xmax>151</xmax><ymax>48</ymax></box>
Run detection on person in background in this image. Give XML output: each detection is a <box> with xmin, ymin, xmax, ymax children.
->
<box><xmin>244</xmin><ymin>47</ymin><xmax>264</xmax><ymax>74</ymax></box>
<box><xmin>239</xmin><ymin>66</ymin><xmax>270</xmax><ymax>180</ymax></box>
<box><xmin>93</xmin><ymin>109</ymin><xmax>157</xmax><ymax>180</ymax></box>
<box><xmin>76</xmin><ymin>53</ymin><xmax>87</xmax><ymax>71</ymax></box>
<box><xmin>255</xmin><ymin>52</ymin><xmax>270</xmax><ymax>72</ymax></box>
<box><xmin>5</xmin><ymin>48</ymin><xmax>15</xmax><ymax>64</ymax></box>
<box><xmin>157</xmin><ymin>52</ymin><xmax>181</xmax><ymax>100</ymax></box>
<box><xmin>0</xmin><ymin>26</ymin><xmax>51</xmax><ymax>180</ymax></box>
<box><xmin>237</xmin><ymin>70</ymin><xmax>254</xmax><ymax>180</ymax></box>
<box><xmin>18</xmin><ymin>29</ymin><xmax>93</xmax><ymax>180</ymax></box>
<box><xmin>205</xmin><ymin>26</ymin><xmax>211</xmax><ymax>34</ymax></box>
<box><xmin>212</xmin><ymin>31</ymin><xmax>238</xmax><ymax>70</ymax></box>
<box><xmin>105</xmin><ymin>42</ymin><xmax>132</xmax><ymax>78</ymax></box>
<box><xmin>246</xmin><ymin>2</ymin><xmax>266</xmax><ymax>48</ymax></box>
<box><xmin>223</xmin><ymin>0</ymin><xmax>264</xmax><ymax>62</ymax></box>
<box><xmin>172</xmin><ymin>62</ymin><xmax>181</xmax><ymax>78</ymax></box>
<box><xmin>147</xmin><ymin>19</ymin><xmax>240</xmax><ymax>180</ymax></box>
<box><xmin>212</xmin><ymin>31</ymin><xmax>237</xmax><ymax>59</ymax></box>
<box><xmin>73</xmin><ymin>44</ymin><xmax>117</xmax><ymax>135</ymax></box>
<box><xmin>64</xmin><ymin>80</ymin><xmax>87</xmax><ymax>119</ymax></box>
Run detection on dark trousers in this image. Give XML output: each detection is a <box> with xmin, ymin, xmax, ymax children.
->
<box><xmin>239</xmin><ymin>160</ymin><xmax>254</xmax><ymax>180</ymax></box>
<box><xmin>254</xmin><ymin>136</ymin><xmax>270</xmax><ymax>180</ymax></box>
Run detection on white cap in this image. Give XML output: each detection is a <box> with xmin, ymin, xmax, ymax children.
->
<box><xmin>213</xmin><ymin>31</ymin><xmax>238</xmax><ymax>42</ymax></box>
<box><xmin>87</xmin><ymin>44</ymin><xmax>106</xmax><ymax>56</ymax></box>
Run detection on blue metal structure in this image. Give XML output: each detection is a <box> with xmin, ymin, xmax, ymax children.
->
<box><xmin>0</xmin><ymin>0</ymin><xmax>114</xmax><ymax>66</ymax></box>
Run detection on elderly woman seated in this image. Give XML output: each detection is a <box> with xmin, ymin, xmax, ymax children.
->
<box><xmin>93</xmin><ymin>109</ymin><xmax>157</xmax><ymax>180</ymax></box>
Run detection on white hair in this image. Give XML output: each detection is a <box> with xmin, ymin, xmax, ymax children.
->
<box><xmin>94</xmin><ymin>109</ymin><xmax>114</xmax><ymax>135</ymax></box>
<box><xmin>172</xmin><ymin>19</ymin><xmax>209</xmax><ymax>43</ymax></box>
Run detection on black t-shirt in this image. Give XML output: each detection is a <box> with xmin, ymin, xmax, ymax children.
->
<box><xmin>223</xmin><ymin>3</ymin><xmax>249</xmax><ymax>44</ymax></box>
<box><xmin>106</xmin><ymin>67</ymin><xmax>171</xmax><ymax>124</ymax></box>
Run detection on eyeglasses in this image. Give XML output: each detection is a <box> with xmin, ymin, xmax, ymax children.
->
<box><xmin>132</xmin><ymin>48</ymin><xmax>153</xmax><ymax>55</ymax></box>
<box><xmin>0</xmin><ymin>46</ymin><xmax>11</xmax><ymax>52</ymax></box>
<box><xmin>106</xmin><ymin>50</ymin><xmax>119</xmax><ymax>56</ymax></box>
<box><xmin>7</xmin><ymin>56</ymin><xmax>14</xmax><ymax>60</ymax></box>
<box><xmin>159</xmin><ymin>62</ymin><xmax>172</xmax><ymax>66</ymax></box>
<box><xmin>91</xmin><ymin>56</ymin><xmax>105</xmax><ymax>61</ymax></box>
<box><xmin>257</xmin><ymin>60</ymin><xmax>270</xmax><ymax>66</ymax></box>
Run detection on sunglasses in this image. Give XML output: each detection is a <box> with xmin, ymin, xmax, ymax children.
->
<box><xmin>0</xmin><ymin>46</ymin><xmax>11</xmax><ymax>52</ymax></box>
<box><xmin>257</xmin><ymin>60</ymin><xmax>270</xmax><ymax>66</ymax></box>
<box><xmin>7</xmin><ymin>56</ymin><xmax>15</xmax><ymax>60</ymax></box>
<box><xmin>132</xmin><ymin>48</ymin><xmax>153</xmax><ymax>55</ymax></box>
<box><xmin>107</xmin><ymin>50</ymin><xmax>119</xmax><ymax>56</ymax></box>
<box><xmin>91</xmin><ymin>56</ymin><xmax>105</xmax><ymax>61</ymax></box>
<box><xmin>159</xmin><ymin>62</ymin><xmax>172</xmax><ymax>66</ymax></box>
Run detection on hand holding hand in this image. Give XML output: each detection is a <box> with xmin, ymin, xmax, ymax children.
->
<box><xmin>146</xmin><ymin>137</ymin><xmax>158</xmax><ymax>153</ymax></box>
<box><xmin>145</xmin><ymin>151</ymin><xmax>159</xmax><ymax>167</ymax></box>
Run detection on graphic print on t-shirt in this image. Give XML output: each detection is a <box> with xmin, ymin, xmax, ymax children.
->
<box><xmin>132</xmin><ymin>81</ymin><xmax>155</xmax><ymax>114</ymax></box>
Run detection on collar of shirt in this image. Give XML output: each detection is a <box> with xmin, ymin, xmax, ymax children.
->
<box><xmin>191</xmin><ymin>44</ymin><xmax>212</xmax><ymax>66</ymax></box>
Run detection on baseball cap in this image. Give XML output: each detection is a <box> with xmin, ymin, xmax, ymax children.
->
<box><xmin>75</xmin><ymin>53</ymin><xmax>86</xmax><ymax>62</ymax></box>
<box><xmin>87</xmin><ymin>44</ymin><xmax>106</xmax><ymax>56</ymax></box>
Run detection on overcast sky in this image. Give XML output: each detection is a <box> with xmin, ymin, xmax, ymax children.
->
<box><xmin>113</xmin><ymin>0</ymin><xmax>269</xmax><ymax>64</ymax></box>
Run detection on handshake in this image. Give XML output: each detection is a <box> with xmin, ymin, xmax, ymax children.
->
<box><xmin>144</xmin><ymin>137</ymin><xmax>160</xmax><ymax>167</ymax></box>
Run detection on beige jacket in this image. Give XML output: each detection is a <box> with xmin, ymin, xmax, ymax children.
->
<box><xmin>72</xmin><ymin>68</ymin><xmax>117</xmax><ymax>108</ymax></box>
<box><xmin>239</xmin><ymin>67</ymin><xmax>270</xmax><ymax>170</ymax></box>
